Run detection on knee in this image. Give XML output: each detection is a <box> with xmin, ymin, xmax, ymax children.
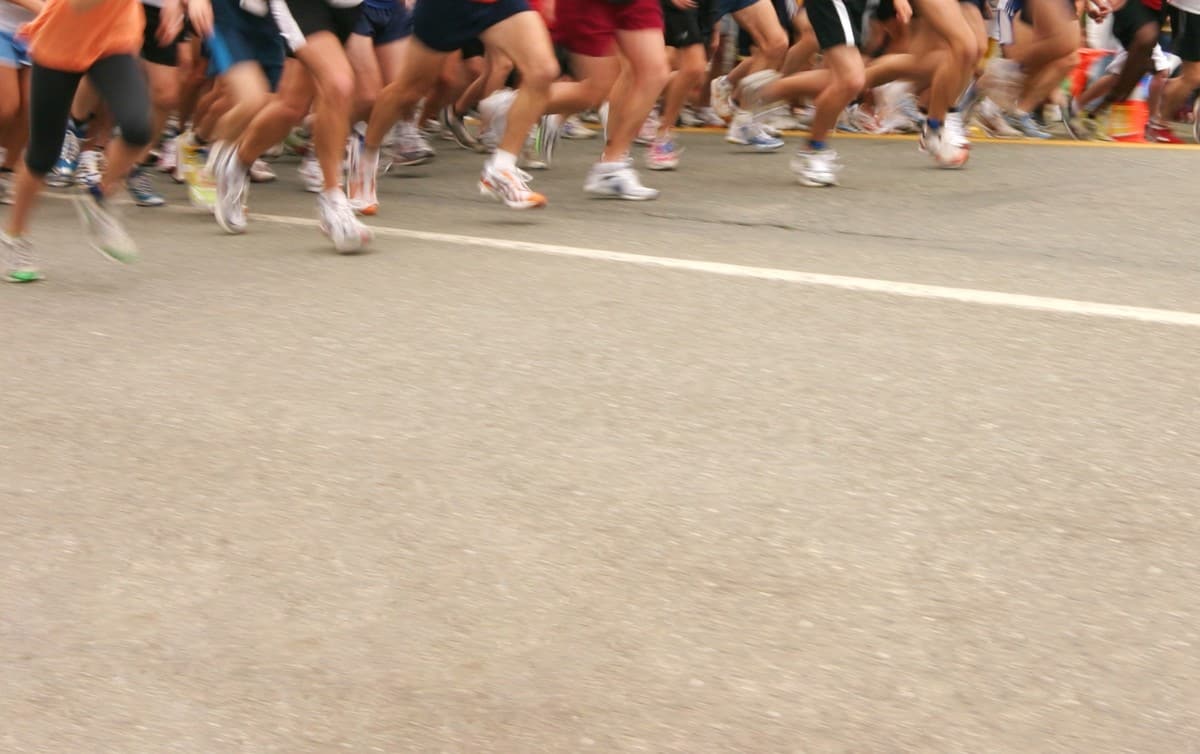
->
<box><xmin>119</xmin><ymin>113</ymin><xmax>153</xmax><ymax>147</ymax></box>
<box><xmin>641</xmin><ymin>58</ymin><xmax>672</xmax><ymax>91</ymax></box>
<box><xmin>681</xmin><ymin>58</ymin><xmax>707</xmax><ymax>85</ymax></box>
<box><xmin>763</xmin><ymin>29</ymin><xmax>789</xmax><ymax>62</ymax></box>
<box><xmin>319</xmin><ymin>71</ymin><xmax>355</xmax><ymax>107</ymax></box>
<box><xmin>1132</xmin><ymin>26</ymin><xmax>1159</xmax><ymax>54</ymax></box>
<box><xmin>520</xmin><ymin>58</ymin><xmax>561</xmax><ymax>93</ymax></box>
<box><xmin>841</xmin><ymin>69</ymin><xmax>867</xmax><ymax>96</ymax></box>
<box><xmin>152</xmin><ymin>82</ymin><xmax>180</xmax><ymax>113</ymax></box>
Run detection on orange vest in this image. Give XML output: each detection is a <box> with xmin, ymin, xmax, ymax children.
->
<box><xmin>21</xmin><ymin>0</ymin><xmax>144</xmax><ymax>72</ymax></box>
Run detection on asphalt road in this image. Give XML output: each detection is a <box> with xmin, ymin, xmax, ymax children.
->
<box><xmin>2</xmin><ymin>132</ymin><xmax>1199</xmax><ymax>753</ymax></box>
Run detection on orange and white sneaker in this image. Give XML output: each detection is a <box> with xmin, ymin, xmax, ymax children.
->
<box><xmin>479</xmin><ymin>163</ymin><xmax>547</xmax><ymax>210</ymax></box>
<box><xmin>346</xmin><ymin>131</ymin><xmax>378</xmax><ymax>216</ymax></box>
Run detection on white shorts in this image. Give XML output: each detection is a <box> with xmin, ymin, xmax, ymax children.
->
<box><xmin>988</xmin><ymin>0</ymin><xmax>1017</xmax><ymax>45</ymax></box>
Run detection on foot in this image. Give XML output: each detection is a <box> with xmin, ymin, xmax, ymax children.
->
<box><xmin>646</xmin><ymin>137</ymin><xmax>682</xmax><ymax>171</ymax></box>
<box><xmin>73</xmin><ymin>183</ymin><xmax>139</xmax><ymax>263</ymax></box>
<box><xmin>710</xmin><ymin>75</ymin><xmax>736</xmax><ymax>121</ymax></box>
<box><xmin>439</xmin><ymin>103</ymin><xmax>484</xmax><ymax>152</ymax></box>
<box><xmin>726</xmin><ymin>113</ymin><xmax>785</xmax><ymax>151</ymax></box>
<box><xmin>47</xmin><ymin>130</ymin><xmax>81</xmax><ymax>188</ymax></box>
<box><xmin>561</xmin><ymin>114</ymin><xmax>598</xmax><ymax>140</ymax></box>
<box><xmin>298</xmin><ymin>155</ymin><xmax>324</xmax><ymax>193</ymax></box>
<box><xmin>388</xmin><ymin>120</ymin><xmax>436</xmax><ymax>167</ymax></box>
<box><xmin>317</xmin><ymin>187</ymin><xmax>373</xmax><ymax>254</ymax></box>
<box><xmin>2</xmin><ymin>232</ymin><xmax>42</xmax><ymax>283</ymax></box>
<box><xmin>347</xmin><ymin>132</ymin><xmax>379</xmax><ymax>216</ymax></box>
<box><xmin>479</xmin><ymin>162</ymin><xmax>547</xmax><ymax>209</ymax></box>
<box><xmin>1006</xmin><ymin>111</ymin><xmax>1052</xmax><ymax>139</ymax></box>
<box><xmin>922</xmin><ymin>124</ymin><xmax>969</xmax><ymax>169</ymax></box>
<box><xmin>791</xmin><ymin>148</ymin><xmax>841</xmax><ymax>187</ymax></box>
<box><xmin>584</xmin><ymin>160</ymin><xmax>659</xmax><ymax>200</ymax></box>
<box><xmin>126</xmin><ymin>166</ymin><xmax>166</xmax><ymax>207</ymax></box>
<box><xmin>479</xmin><ymin>88</ymin><xmax>518</xmax><ymax>153</ymax></box>
<box><xmin>213</xmin><ymin>141</ymin><xmax>250</xmax><ymax>234</ymax></box>
<box><xmin>249</xmin><ymin>159</ymin><xmax>277</xmax><ymax>183</ymax></box>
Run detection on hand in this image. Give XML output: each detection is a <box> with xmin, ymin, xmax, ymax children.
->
<box><xmin>157</xmin><ymin>0</ymin><xmax>185</xmax><ymax>46</ymax></box>
<box><xmin>188</xmin><ymin>0</ymin><xmax>214</xmax><ymax>39</ymax></box>
<box><xmin>894</xmin><ymin>0</ymin><xmax>913</xmax><ymax>24</ymax></box>
<box><xmin>671</xmin><ymin>0</ymin><xmax>697</xmax><ymax>8</ymax></box>
<box><xmin>1087</xmin><ymin>0</ymin><xmax>1112</xmax><ymax>18</ymax></box>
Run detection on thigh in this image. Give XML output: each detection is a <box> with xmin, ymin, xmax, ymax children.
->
<box><xmin>88</xmin><ymin>54</ymin><xmax>151</xmax><ymax>129</ymax></box>
<box><xmin>27</xmin><ymin>64</ymin><xmax>84</xmax><ymax>171</ymax></box>
<box><xmin>482</xmin><ymin>8</ymin><xmax>558</xmax><ymax>72</ymax></box>
<box><xmin>733</xmin><ymin>0</ymin><xmax>785</xmax><ymax>44</ymax></box>
<box><xmin>346</xmin><ymin>30</ymin><xmax>384</xmax><ymax>95</ymax></box>
<box><xmin>141</xmin><ymin>3</ymin><xmax>183</xmax><ymax>67</ymax></box>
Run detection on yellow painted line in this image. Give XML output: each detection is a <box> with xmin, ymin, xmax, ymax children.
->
<box><xmin>669</xmin><ymin>125</ymin><xmax>1200</xmax><ymax>150</ymax></box>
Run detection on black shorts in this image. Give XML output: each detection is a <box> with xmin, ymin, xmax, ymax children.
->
<box><xmin>413</xmin><ymin>0</ymin><xmax>530</xmax><ymax>53</ymax></box>
<box><xmin>352</xmin><ymin>1</ymin><xmax>414</xmax><ymax>44</ymax></box>
<box><xmin>142</xmin><ymin>3</ymin><xmax>183</xmax><ymax>66</ymax></box>
<box><xmin>807</xmin><ymin>0</ymin><xmax>864</xmax><ymax>49</ymax></box>
<box><xmin>663</xmin><ymin>0</ymin><xmax>717</xmax><ymax>47</ymax></box>
<box><xmin>1112</xmin><ymin>0</ymin><xmax>1164</xmax><ymax>49</ymax></box>
<box><xmin>1172</xmin><ymin>5</ymin><xmax>1200</xmax><ymax>62</ymax></box>
<box><xmin>271</xmin><ymin>0</ymin><xmax>362</xmax><ymax>51</ymax></box>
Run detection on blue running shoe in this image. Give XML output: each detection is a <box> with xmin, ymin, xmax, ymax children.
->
<box><xmin>126</xmin><ymin>166</ymin><xmax>166</xmax><ymax>207</ymax></box>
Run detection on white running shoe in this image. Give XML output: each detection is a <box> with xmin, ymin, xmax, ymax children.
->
<box><xmin>710</xmin><ymin>75</ymin><xmax>736</xmax><ymax>120</ymax></box>
<box><xmin>693</xmin><ymin>106</ymin><xmax>727</xmax><ymax>127</ymax></box>
<box><xmin>584</xmin><ymin>160</ymin><xmax>659</xmax><ymax>200</ymax></box>
<box><xmin>249</xmin><ymin>159</ymin><xmax>276</xmax><ymax>183</ymax></box>
<box><xmin>157</xmin><ymin>135</ymin><xmax>178</xmax><ymax>175</ymax></box>
<box><xmin>974</xmin><ymin>97</ymin><xmax>1022</xmax><ymax>138</ymax></box>
<box><xmin>790</xmin><ymin>149</ymin><xmax>841</xmax><ymax>187</ymax></box>
<box><xmin>636</xmin><ymin>110</ymin><xmax>660</xmax><ymax>145</ymax></box>
<box><xmin>212</xmin><ymin>141</ymin><xmax>250</xmax><ymax>235</ymax></box>
<box><xmin>76</xmin><ymin>149</ymin><xmax>104</xmax><ymax>187</ymax></box>
<box><xmin>479</xmin><ymin>88</ymin><xmax>518</xmax><ymax>152</ymax></box>
<box><xmin>726</xmin><ymin>112</ymin><xmax>785</xmax><ymax>151</ymax></box>
<box><xmin>74</xmin><ymin>183</ymin><xmax>139</xmax><ymax>263</ymax></box>
<box><xmin>389</xmin><ymin>119</ymin><xmax>436</xmax><ymax>167</ymax></box>
<box><xmin>479</xmin><ymin>162</ymin><xmax>548</xmax><ymax>209</ymax></box>
<box><xmin>3</xmin><ymin>232</ymin><xmax>41</xmax><ymax>283</ymax></box>
<box><xmin>561</xmin><ymin>114</ymin><xmax>598</xmax><ymax>139</ymax></box>
<box><xmin>923</xmin><ymin>124</ymin><xmax>969</xmax><ymax>169</ymax></box>
<box><xmin>317</xmin><ymin>188</ymin><xmax>373</xmax><ymax>254</ymax></box>
<box><xmin>0</xmin><ymin>169</ymin><xmax>13</xmax><ymax>206</ymax></box>
<box><xmin>298</xmin><ymin>155</ymin><xmax>323</xmax><ymax>193</ymax></box>
<box><xmin>346</xmin><ymin>131</ymin><xmax>379</xmax><ymax>215</ymax></box>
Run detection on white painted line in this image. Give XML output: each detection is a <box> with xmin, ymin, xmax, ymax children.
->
<box><xmin>247</xmin><ymin>212</ymin><xmax>1200</xmax><ymax>329</ymax></box>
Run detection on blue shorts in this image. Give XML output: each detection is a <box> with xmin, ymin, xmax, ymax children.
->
<box><xmin>353</xmin><ymin>2</ymin><xmax>413</xmax><ymax>44</ymax></box>
<box><xmin>412</xmin><ymin>0</ymin><xmax>530</xmax><ymax>53</ymax></box>
<box><xmin>0</xmin><ymin>30</ymin><xmax>31</xmax><ymax>68</ymax></box>
<box><xmin>716</xmin><ymin>0</ymin><xmax>759</xmax><ymax>17</ymax></box>
<box><xmin>206</xmin><ymin>0</ymin><xmax>286</xmax><ymax>90</ymax></box>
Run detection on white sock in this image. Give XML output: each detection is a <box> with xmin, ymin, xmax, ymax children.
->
<box><xmin>491</xmin><ymin>149</ymin><xmax>517</xmax><ymax>171</ymax></box>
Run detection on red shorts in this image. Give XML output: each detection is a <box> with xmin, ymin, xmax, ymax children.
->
<box><xmin>554</xmin><ymin>0</ymin><xmax>664</xmax><ymax>57</ymax></box>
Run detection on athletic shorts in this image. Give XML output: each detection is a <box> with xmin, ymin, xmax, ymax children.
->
<box><xmin>806</xmin><ymin>0</ymin><xmax>865</xmax><ymax>49</ymax></box>
<box><xmin>207</xmin><ymin>0</ymin><xmax>286</xmax><ymax>89</ymax></box>
<box><xmin>716</xmin><ymin>0</ymin><xmax>760</xmax><ymax>15</ymax></box>
<box><xmin>142</xmin><ymin>3</ymin><xmax>183</xmax><ymax>66</ymax></box>
<box><xmin>271</xmin><ymin>0</ymin><xmax>363</xmax><ymax>51</ymax></box>
<box><xmin>0</xmin><ymin>30</ymin><xmax>30</xmax><ymax>68</ymax></box>
<box><xmin>737</xmin><ymin>0</ymin><xmax>792</xmax><ymax>54</ymax></box>
<box><xmin>352</xmin><ymin>1</ymin><xmax>413</xmax><ymax>44</ymax></box>
<box><xmin>1172</xmin><ymin>5</ymin><xmax>1200</xmax><ymax>62</ymax></box>
<box><xmin>1112</xmin><ymin>0</ymin><xmax>1164</xmax><ymax>49</ymax></box>
<box><xmin>412</xmin><ymin>0</ymin><xmax>529</xmax><ymax>52</ymax></box>
<box><xmin>555</xmin><ymin>0</ymin><xmax>664</xmax><ymax>57</ymax></box>
<box><xmin>663</xmin><ymin>0</ymin><xmax>718</xmax><ymax>47</ymax></box>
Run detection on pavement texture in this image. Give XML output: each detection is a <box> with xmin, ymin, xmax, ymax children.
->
<box><xmin>2</xmin><ymin>132</ymin><xmax>1200</xmax><ymax>754</ymax></box>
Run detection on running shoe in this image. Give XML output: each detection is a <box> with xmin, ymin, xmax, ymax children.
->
<box><xmin>388</xmin><ymin>120</ymin><xmax>436</xmax><ymax>167</ymax></box>
<box><xmin>317</xmin><ymin>188</ymin><xmax>373</xmax><ymax>254</ymax></box>
<box><xmin>726</xmin><ymin>113</ymin><xmax>785</xmax><ymax>151</ymax></box>
<box><xmin>974</xmin><ymin>98</ymin><xmax>1022</xmax><ymax>138</ymax></box>
<box><xmin>524</xmin><ymin>114</ymin><xmax>562</xmax><ymax>170</ymax></box>
<box><xmin>561</xmin><ymin>114</ymin><xmax>598</xmax><ymax>139</ymax></box>
<box><xmin>126</xmin><ymin>166</ymin><xmax>166</xmax><ymax>207</ymax></box>
<box><xmin>346</xmin><ymin>131</ymin><xmax>379</xmax><ymax>216</ymax></box>
<box><xmin>1066</xmin><ymin>110</ymin><xmax>1110</xmax><ymax>141</ymax></box>
<box><xmin>710</xmin><ymin>75</ymin><xmax>736</xmax><ymax>120</ymax></box>
<box><xmin>2</xmin><ymin>232</ymin><xmax>41</xmax><ymax>283</ymax></box>
<box><xmin>176</xmin><ymin>130</ymin><xmax>205</xmax><ymax>184</ymax></box>
<box><xmin>678</xmin><ymin>106</ymin><xmax>704</xmax><ymax>127</ymax></box>
<box><xmin>838</xmin><ymin>103</ymin><xmax>881</xmax><ymax>134</ymax></box>
<box><xmin>584</xmin><ymin>159</ymin><xmax>659</xmax><ymax>200</ymax></box>
<box><xmin>298</xmin><ymin>155</ymin><xmax>324</xmax><ymax>193</ymax></box>
<box><xmin>249</xmin><ymin>159</ymin><xmax>276</xmax><ymax>183</ymax></box>
<box><xmin>1006</xmin><ymin>111</ymin><xmax>1052</xmax><ymax>139</ymax></box>
<box><xmin>0</xmin><ymin>169</ymin><xmax>13</xmax><ymax>206</ymax></box>
<box><xmin>1145</xmin><ymin>122</ymin><xmax>1184</xmax><ymax>144</ymax></box>
<box><xmin>158</xmin><ymin>133</ymin><xmax>179</xmax><ymax>177</ymax></box>
<box><xmin>646</xmin><ymin>137</ymin><xmax>682</xmax><ymax>170</ymax></box>
<box><xmin>945</xmin><ymin>111</ymin><xmax>970</xmax><ymax>149</ymax></box>
<box><xmin>739</xmin><ymin>69</ymin><xmax>783</xmax><ymax>112</ymax></box>
<box><xmin>922</xmin><ymin>124</ymin><xmax>969</xmax><ymax>169</ymax></box>
<box><xmin>479</xmin><ymin>88</ymin><xmax>518</xmax><ymax>152</ymax></box>
<box><xmin>439</xmin><ymin>103</ymin><xmax>484</xmax><ymax>152</ymax></box>
<box><xmin>283</xmin><ymin>126</ymin><xmax>312</xmax><ymax>156</ymax></box>
<box><xmin>636</xmin><ymin>109</ymin><xmax>661</xmax><ymax>145</ymax></box>
<box><xmin>579</xmin><ymin>109</ymin><xmax>602</xmax><ymax>124</ymax></box>
<box><xmin>694</xmin><ymin>105</ymin><xmax>728</xmax><ymax>127</ymax></box>
<box><xmin>47</xmin><ymin>130</ymin><xmax>81</xmax><ymax>188</ymax></box>
<box><xmin>479</xmin><ymin>162</ymin><xmax>548</xmax><ymax>209</ymax></box>
<box><xmin>188</xmin><ymin>145</ymin><xmax>217</xmax><ymax>212</ymax></box>
<box><xmin>74</xmin><ymin>183</ymin><xmax>138</xmax><ymax>264</ymax></box>
<box><xmin>791</xmin><ymin>149</ymin><xmax>841</xmax><ymax>187</ymax></box>
<box><xmin>75</xmin><ymin>149</ymin><xmax>104</xmax><ymax>187</ymax></box>
<box><xmin>213</xmin><ymin>141</ymin><xmax>250</xmax><ymax>234</ymax></box>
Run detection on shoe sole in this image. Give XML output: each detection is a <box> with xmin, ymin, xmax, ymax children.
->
<box><xmin>478</xmin><ymin>181</ymin><xmax>546</xmax><ymax>210</ymax></box>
